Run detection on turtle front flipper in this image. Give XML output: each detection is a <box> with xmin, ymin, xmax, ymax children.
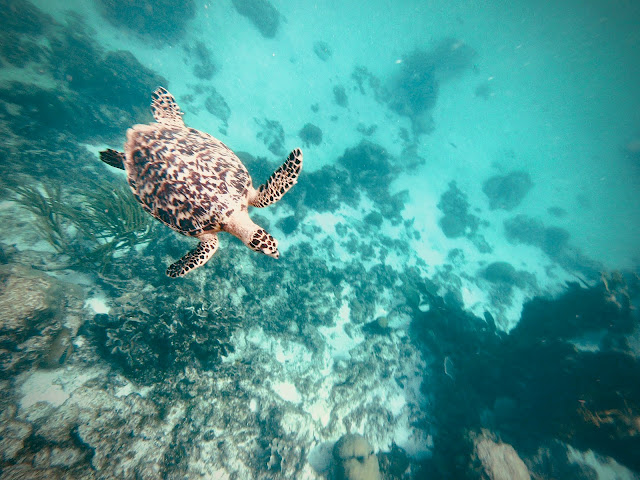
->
<box><xmin>99</xmin><ymin>149</ymin><xmax>126</xmax><ymax>170</ymax></box>
<box><xmin>166</xmin><ymin>235</ymin><xmax>219</xmax><ymax>278</ymax></box>
<box><xmin>249</xmin><ymin>148</ymin><xmax>303</xmax><ymax>208</ymax></box>
<box><xmin>151</xmin><ymin>87</ymin><xmax>185</xmax><ymax>128</ymax></box>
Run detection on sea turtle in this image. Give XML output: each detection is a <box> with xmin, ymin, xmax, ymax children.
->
<box><xmin>99</xmin><ymin>87</ymin><xmax>303</xmax><ymax>277</ymax></box>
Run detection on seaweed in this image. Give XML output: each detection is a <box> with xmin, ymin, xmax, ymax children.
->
<box><xmin>10</xmin><ymin>181</ymin><xmax>156</xmax><ymax>272</ymax></box>
<box><xmin>11</xmin><ymin>183</ymin><xmax>70</xmax><ymax>254</ymax></box>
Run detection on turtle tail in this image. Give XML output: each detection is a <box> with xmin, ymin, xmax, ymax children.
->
<box><xmin>100</xmin><ymin>149</ymin><xmax>126</xmax><ymax>170</ymax></box>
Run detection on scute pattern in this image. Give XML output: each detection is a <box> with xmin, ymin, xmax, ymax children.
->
<box><xmin>125</xmin><ymin>125</ymin><xmax>251</xmax><ymax>236</ymax></box>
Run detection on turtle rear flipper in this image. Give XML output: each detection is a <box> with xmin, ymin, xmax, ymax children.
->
<box><xmin>166</xmin><ymin>236</ymin><xmax>218</xmax><ymax>278</ymax></box>
<box><xmin>250</xmin><ymin>148</ymin><xmax>303</xmax><ymax>208</ymax></box>
<box><xmin>100</xmin><ymin>149</ymin><xmax>126</xmax><ymax>170</ymax></box>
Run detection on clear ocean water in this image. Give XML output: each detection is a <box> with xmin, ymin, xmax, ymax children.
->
<box><xmin>1</xmin><ymin>0</ymin><xmax>639</xmax><ymax>478</ymax></box>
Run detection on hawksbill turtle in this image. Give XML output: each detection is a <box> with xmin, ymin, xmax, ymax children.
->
<box><xmin>99</xmin><ymin>87</ymin><xmax>303</xmax><ymax>277</ymax></box>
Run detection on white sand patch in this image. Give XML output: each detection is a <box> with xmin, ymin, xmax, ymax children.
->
<box><xmin>85</xmin><ymin>296</ymin><xmax>110</xmax><ymax>315</ymax></box>
<box><xmin>271</xmin><ymin>380</ymin><xmax>302</xmax><ymax>404</ymax></box>
<box><xmin>20</xmin><ymin>370</ymin><xmax>68</xmax><ymax>409</ymax></box>
<box><xmin>19</xmin><ymin>367</ymin><xmax>104</xmax><ymax>410</ymax></box>
<box><xmin>567</xmin><ymin>446</ymin><xmax>638</xmax><ymax>480</ymax></box>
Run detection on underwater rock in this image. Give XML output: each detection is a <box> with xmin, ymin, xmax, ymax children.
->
<box><xmin>0</xmin><ymin>0</ymin><xmax>52</xmax><ymax>68</ymax></box>
<box><xmin>414</xmin><ymin>268</ymin><xmax>640</xmax><ymax>475</ymax></box>
<box><xmin>527</xmin><ymin>441</ymin><xmax>598</xmax><ymax>480</ymax></box>
<box><xmin>0</xmin><ymin>11</ymin><xmax>166</xmax><ymax>143</ymax></box>
<box><xmin>184</xmin><ymin>41</ymin><xmax>217</xmax><ymax>80</ymax></box>
<box><xmin>503</xmin><ymin>214</ymin><xmax>545</xmax><ymax>246</ymax></box>
<box><xmin>204</xmin><ymin>87</ymin><xmax>231</xmax><ymax>126</ymax></box>
<box><xmin>313</xmin><ymin>40</ymin><xmax>332</xmax><ymax>61</ymax></box>
<box><xmin>364</xmin><ymin>211</ymin><xmax>384</xmax><ymax>228</ymax></box>
<box><xmin>0</xmin><ymin>405</ymin><xmax>32</xmax><ymax>462</ymax></box>
<box><xmin>0</xmin><ymin>3</ymin><xmax>47</xmax><ymax>67</ymax></box>
<box><xmin>0</xmin><ymin>264</ymin><xmax>58</xmax><ymax>333</ymax></box>
<box><xmin>333</xmin><ymin>84</ymin><xmax>348</xmax><ymax>107</ymax></box>
<box><xmin>473</xmin><ymin>430</ymin><xmax>531</xmax><ymax>480</ymax></box>
<box><xmin>276</xmin><ymin>215</ymin><xmax>298</xmax><ymax>234</ymax></box>
<box><xmin>383</xmin><ymin>39</ymin><xmax>475</xmax><ymax>133</ymax></box>
<box><xmin>255</xmin><ymin>118</ymin><xmax>285</xmax><ymax>156</ymax></box>
<box><xmin>333</xmin><ymin>433</ymin><xmax>381</xmax><ymax>480</ymax></box>
<box><xmin>362</xmin><ymin>315</ymin><xmax>392</xmax><ymax>336</ymax></box>
<box><xmin>232</xmin><ymin>0</ymin><xmax>280</xmax><ymax>38</ymax></box>
<box><xmin>388</xmin><ymin>51</ymin><xmax>439</xmax><ymax>118</ymax></box>
<box><xmin>97</xmin><ymin>0</ymin><xmax>196</xmax><ymax>45</ymax></box>
<box><xmin>437</xmin><ymin>181</ymin><xmax>480</xmax><ymax>238</ymax></box>
<box><xmin>0</xmin><ymin>265</ymin><xmax>83</xmax><ymax>377</ymax></box>
<box><xmin>338</xmin><ymin>141</ymin><xmax>393</xmax><ymax>196</ymax></box>
<box><xmin>357</xmin><ymin>123</ymin><xmax>377</xmax><ymax>136</ymax></box>
<box><xmin>298</xmin><ymin>123</ymin><xmax>323</xmax><ymax>147</ymax></box>
<box><xmin>503</xmin><ymin>215</ymin><xmax>571</xmax><ymax>259</ymax></box>
<box><xmin>482</xmin><ymin>171</ymin><xmax>533</xmax><ymax>210</ymax></box>
<box><xmin>547</xmin><ymin>206</ymin><xmax>567</xmax><ymax>218</ymax></box>
<box><xmin>480</xmin><ymin>261</ymin><xmax>534</xmax><ymax>308</ymax></box>
<box><xmin>481</xmin><ymin>261</ymin><xmax>535</xmax><ymax>290</ymax></box>
<box><xmin>42</xmin><ymin>328</ymin><xmax>73</xmax><ymax>368</ymax></box>
<box><xmin>377</xmin><ymin>443</ymin><xmax>411</xmax><ymax>478</ymax></box>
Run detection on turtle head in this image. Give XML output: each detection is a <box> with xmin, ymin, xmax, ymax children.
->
<box><xmin>247</xmin><ymin>227</ymin><xmax>279</xmax><ymax>259</ymax></box>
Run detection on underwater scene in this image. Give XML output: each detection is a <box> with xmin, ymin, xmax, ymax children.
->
<box><xmin>1</xmin><ymin>0</ymin><xmax>639</xmax><ymax>478</ymax></box>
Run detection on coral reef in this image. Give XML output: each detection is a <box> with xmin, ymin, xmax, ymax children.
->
<box><xmin>255</xmin><ymin>118</ymin><xmax>286</xmax><ymax>156</ymax></box>
<box><xmin>232</xmin><ymin>0</ymin><xmax>280</xmax><ymax>38</ymax></box>
<box><xmin>313</xmin><ymin>41</ymin><xmax>332</xmax><ymax>61</ymax></box>
<box><xmin>298</xmin><ymin>123</ymin><xmax>323</xmax><ymax>147</ymax></box>
<box><xmin>0</xmin><ymin>264</ymin><xmax>84</xmax><ymax>378</ymax></box>
<box><xmin>472</xmin><ymin>430</ymin><xmax>531</xmax><ymax>480</ymax></box>
<box><xmin>97</xmin><ymin>0</ymin><xmax>196</xmax><ymax>45</ymax></box>
<box><xmin>333</xmin><ymin>85</ymin><xmax>348</xmax><ymax>107</ymax></box>
<box><xmin>0</xmin><ymin>8</ymin><xmax>166</xmax><ymax>143</ymax></box>
<box><xmin>283</xmin><ymin>140</ymin><xmax>409</xmax><ymax>227</ymax></box>
<box><xmin>204</xmin><ymin>87</ymin><xmax>231</xmax><ymax>130</ymax></box>
<box><xmin>0</xmin><ymin>0</ymin><xmax>53</xmax><ymax>68</ymax></box>
<box><xmin>91</xmin><ymin>294</ymin><xmax>240</xmax><ymax>384</ymax></box>
<box><xmin>482</xmin><ymin>171</ymin><xmax>533</xmax><ymax>210</ymax></box>
<box><xmin>388</xmin><ymin>50</ymin><xmax>439</xmax><ymax>118</ymax></box>
<box><xmin>503</xmin><ymin>214</ymin><xmax>578</xmax><ymax>262</ymax></box>
<box><xmin>333</xmin><ymin>433</ymin><xmax>381</xmax><ymax>480</ymax></box>
<box><xmin>412</xmin><ymin>271</ymin><xmax>640</xmax><ymax>476</ymax></box>
<box><xmin>183</xmin><ymin>41</ymin><xmax>217</xmax><ymax>80</ymax></box>
<box><xmin>480</xmin><ymin>261</ymin><xmax>537</xmax><ymax>303</ymax></box>
<box><xmin>351</xmin><ymin>39</ymin><xmax>475</xmax><ymax>136</ymax></box>
<box><xmin>437</xmin><ymin>181</ymin><xmax>480</xmax><ymax>238</ymax></box>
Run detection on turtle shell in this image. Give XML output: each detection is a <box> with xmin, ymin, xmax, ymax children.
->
<box><xmin>124</xmin><ymin>123</ymin><xmax>251</xmax><ymax>236</ymax></box>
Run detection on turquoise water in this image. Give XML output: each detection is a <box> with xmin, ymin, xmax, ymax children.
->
<box><xmin>1</xmin><ymin>0</ymin><xmax>639</xmax><ymax>478</ymax></box>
